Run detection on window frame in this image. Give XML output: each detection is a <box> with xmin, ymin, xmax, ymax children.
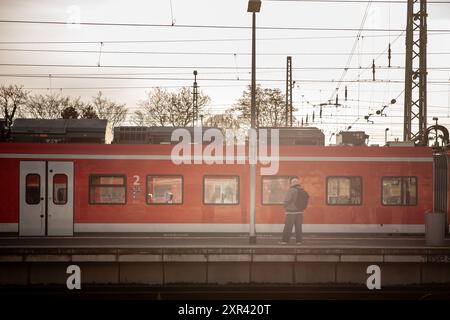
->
<box><xmin>88</xmin><ymin>174</ymin><xmax>127</xmax><ymax>205</ymax></box>
<box><xmin>261</xmin><ymin>175</ymin><xmax>297</xmax><ymax>206</ymax></box>
<box><xmin>381</xmin><ymin>176</ymin><xmax>418</xmax><ymax>206</ymax></box>
<box><xmin>146</xmin><ymin>174</ymin><xmax>184</xmax><ymax>205</ymax></box>
<box><xmin>203</xmin><ymin>175</ymin><xmax>240</xmax><ymax>205</ymax></box>
<box><xmin>326</xmin><ymin>176</ymin><xmax>363</xmax><ymax>206</ymax></box>
<box><xmin>25</xmin><ymin>173</ymin><xmax>41</xmax><ymax>205</ymax></box>
<box><xmin>52</xmin><ymin>173</ymin><xmax>68</xmax><ymax>205</ymax></box>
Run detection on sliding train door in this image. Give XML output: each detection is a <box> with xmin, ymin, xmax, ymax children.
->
<box><xmin>19</xmin><ymin>161</ymin><xmax>74</xmax><ymax>236</ymax></box>
<box><xmin>19</xmin><ymin>161</ymin><xmax>46</xmax><ymax>236</ymax></box>
<box><xmin>47</xmin><ymin>161</ymin><xmax>74</xmax><ymax>236</ymax></box>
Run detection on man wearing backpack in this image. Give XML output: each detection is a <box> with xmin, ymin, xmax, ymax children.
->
<box><xmin>279</xmin><ymin>177</ymin><xmax>309</xmax><ymax>245</ymax></box>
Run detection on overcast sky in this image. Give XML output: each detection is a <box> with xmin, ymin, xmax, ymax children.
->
<box><xmin>1</xmin><ymin>0</ymin><xmax>450</xmax><ymax>144</ymax></box>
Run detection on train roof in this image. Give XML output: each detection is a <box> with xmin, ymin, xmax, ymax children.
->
<box><xmin>10</xmin><ymin>118</ymin><xmax>107</xmax><ymax>144</ymax></box>
<box><xmin>0</xmin><ymin>142</ymin><xmax>434</xmax><ymax>159</ymax></box>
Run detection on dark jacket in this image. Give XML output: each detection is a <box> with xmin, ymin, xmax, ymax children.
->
<box><xmin>283</xmin><ymin>184</ymin><xmax>307</xmax><ymax>213</ymax></box>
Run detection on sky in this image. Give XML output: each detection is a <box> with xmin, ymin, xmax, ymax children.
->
<box><xmin>1</xmin><ymin>0</ymin><xmax>450</xmax><ymax>145</ymax></box>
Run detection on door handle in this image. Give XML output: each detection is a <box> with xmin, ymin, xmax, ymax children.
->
<box><xmin>39</xmin><ymin>199</ymin><xmax>44</xmax><ymax>231</ymax></box>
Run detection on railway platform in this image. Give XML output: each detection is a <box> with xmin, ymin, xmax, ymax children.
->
<box><xmin>1</xmin><ymin>233</ymin><xmax>450</xmax><ymax>288</ymax></box>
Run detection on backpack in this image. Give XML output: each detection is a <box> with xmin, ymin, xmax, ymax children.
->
<box><xmin>295</xmin><ymin>187</ymin><xmax>309</xmax><ymax>212</ymax></box>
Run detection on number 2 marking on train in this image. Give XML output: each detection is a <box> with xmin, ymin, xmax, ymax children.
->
<box><xmin>133</xmin><ymin>175</ymin><xmax>140</xmax><ymax>186</ymax></box>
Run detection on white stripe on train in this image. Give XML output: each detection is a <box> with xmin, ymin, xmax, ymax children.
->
<box><xmin>0</xmin><ymin>153</ymin><xmax>434</xmax><ymax>162</ymax></box>
<box><xmin>74</xmin><ymin>223</ymin><xmax>426</xmax><ymax>233</ymax></box>
<box><xmin>0</xmin><ymin>223</ymin><xmax>18</xmax><ymax>233</ymax></box>
<box><xmin>0</xmin><ymin>223</ymin><xmax>429</xmax><ymax>234</ymax></box>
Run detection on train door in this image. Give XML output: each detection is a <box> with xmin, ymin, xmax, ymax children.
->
<box><xmin>47</xmin><ymin>162</ymin><xmax>73</xmax><ymax>236</ymax></box>
<box><xmin>19</xmin><ymin>161</ymin><xmax>46</xmax><ymax>236</ymax></box>
<box><xmin>19</xmin><ymin>161</ymin><xmax>74</xmax><ymax>236</ymax></box>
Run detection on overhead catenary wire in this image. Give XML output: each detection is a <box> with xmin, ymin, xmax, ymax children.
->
<box><xmin>0</xmin><ymin>64</ymin><xmax>426</xmax><ymax>71</ymax></box>
<box><xmin>6</xmin><ymin>63</ymin><xmax>450</xmax><ymax>71</ymax></box>
<box><xmin>3</xmin><ymin>73</ymin><xmax>450</xmax><ymax>83</ymax></box>
<box><xmin>3</xmin><ymin>19</ymin><xmax>450</xmax><ymax>32</ymax></box>
<box><xmin>3</xmin><ymin>32</ymin><xmax>450</xmax><ymax>45</ymax></box>
<box><xmin>0</xmin><ymin>34</ymin><xmax>409</xmax><ymax>44</ymax></box>
<box><xmin>338</xmin><ymin>32</ymin><xmax>405</xmax><ymax>93</ymax></box>
<box><xmin>328</xmin><ymin>1</ymin><xmax>372</xmax><ymax>102</ymax></box>
<box><xmin>5</xmin><ymin>47</ymin><xmax>450</xmax><ymax>56</ymax></box>
<box><xmin>21</xmin><ymin>84</ymin><xmax>268</xmax><ymax>90</ymax></box>
<box><xmin>0</xmin><ymin>13</ymin><xmax>447</xmax><ymax>138</ymax></box>
<box><xmin>0</xmin><ymin>5</ymin><xmax>447</xmax><ymax>147</ymax></box>
<box><xmin>0</xmin><ymin>62</ymin><xmax>416</xmax><ymax>70</ymax></box>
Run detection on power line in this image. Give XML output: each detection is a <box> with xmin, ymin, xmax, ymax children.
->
<box><xmin>341</xmin><ymin>32</ymin><xmax>404</xmax><ymax>92</ymax></box>
<box><xmin>11</xmin><ymin>31</ymin><xmax>450</xmax><ymax>46</ymax></box>
<box><xmin>0</xmin><ymin>33</ymin><xmax>414</xmax><ymax>45</ymax></box>
<box><xmin>0</xmin><ymin>63</ymin><xmax>289</xmax><ymax>69</ymax></box>
<box><xmin>0</xmin><ymin>63</ymin><xmax>409</xmax><ymax>70</ymax></box>
<box><xmin>329</xmin><ymin>1</ymin><xmax>372</xmax><ymax>102</ymax></box>
<box><xmin>8</xmin><ymin>63</ymin><xmax>450</xmax><ymax>71</ymax></box>
<box><xmin>5</xmin><ymin>47</ymin><xmax>450</xmax><ymax>56</ymax></box>
<box><xmin>3</xmin><ymin>73</ymin><xmax>450</xmax><ymax>84</ymax></box>
<box><xmin>2</xmin><ymin>19</ymin><xmax>450</xmax><ymax>32</ymax></box>
<box><xmin>5</xmin><ymin>67</ymin><xmax>450</xmax><ymax>78</ymax></box>
<box><xmin>0</xmin><ymin>66</ymin><xmax>413</xmax><ymax>74</ymax></box>
<box><xmin>21</xmin><ymin>84</ymin><xmax>261</xmax><ymax>90</ymax></box>
<box><xmin>3</xmin><ymin>31</ymin><xmax>449</xmax><ymax>45</ymax></box>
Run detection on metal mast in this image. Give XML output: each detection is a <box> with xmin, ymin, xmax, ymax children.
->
<box><xmin>193</xmin><ymin>70</ymin><xmax>198</xmax><ymax>126</ymax></box>
<box><xmin>403</xmin><ymin>0</ymin><xmax>427</xmax><ymax>142</ymax></box>
<box><xmin>285</xmin><ymin>56</ymin><xmax>293</xmax><ymax>127</ymax></box>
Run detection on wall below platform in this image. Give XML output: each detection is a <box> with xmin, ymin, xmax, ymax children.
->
<box><xmin>1</xmin><ymin>247</ymin><xmax>450</xmax><ymax>286</ymax></box>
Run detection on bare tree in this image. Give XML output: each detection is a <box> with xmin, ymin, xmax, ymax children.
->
<box><xmin>133</xmin><ymin>87</ymin><xmax>210</xmax><ymax>126</ymax></box>
<box><xmin>80</xmin><ymin>105</ymin><xmax>99</xmax><ymax>119</ymax></box>
<box><xmin>203</xmin><ymin>110</ymin><xmax>241</xmax><ymax>130</ymax></box>
<box><xmin>0</xmin><ymin>85</ymin><xmax>29</xmax><ymax>140</ymax></box>
<box><xmin>64</xmin><ymin>97</ymin><xmax>85</xmax><ymax>117</ymax></box>
<box><xmin>26</xmin><ymin>93</ymin><xmax>70</xmax><ymax>119</ymax></box>
<box><xmin>27</xmin><ymin>92</ymin><xmax>99</xmax><ymax>120</ymax></box>
<box><xmin>89</xmin><ymin>91</ymin><xmax>127</xmax><ymax>126</ymax></box>
<box><xmin>61</xmin><ymin>106</ymin><xmax>79</xmax><ymax>119</ymax></box>
<box><xmin>132</xmin><ymin>87</ymin><xmax>169</xmax><ymax>126</ymax></box>
<box><xmin>231</xmin><ymin>85</ymin><xmax>293</xmax><ymax>127</ymax></box>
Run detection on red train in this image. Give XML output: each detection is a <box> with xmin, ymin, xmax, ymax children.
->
<box><xmin>0</xmin><ymin>142</ymin><xmax>447</xmax><ymax>236</ymax></box>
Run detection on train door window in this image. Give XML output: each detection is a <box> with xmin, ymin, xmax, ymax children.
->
<box><xmin>262</xmin><ymin>176</ymin><xmax>296</xmax><ymax>205</ymax></box>
<box><xmin>382</xmin><ymin>177</ymin><xmax>417</xmax><ymax>205</ymax></box>
<box><xmin>203</xmin><ymin>176</ymin><xmax>239</xmax><ymax>204</ymax></box>
<box><xmin>147</xmin><ymin>175</ymin><xmax>183</xmax><ymax>204</ymax></box>
<box><xmin>25</xmin><ymin>174</ymin><xmax>41</xmax><ymax>205</ymax></box>
<box><xmin>327</xmin><ymin>176</ymin><xmax>362</xmax><ymax>205</ymax></box>
<box><xmin>89</xmin><ymin>175</ymin><xmax>126</xmax><ymax>204</ymax></box>
<box><xmin>53</xmin><ymin>174</ymin><xmax>68</xmax><ymax>205</ymax></box>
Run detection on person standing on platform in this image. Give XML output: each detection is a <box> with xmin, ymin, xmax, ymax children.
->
<box><xmin>279</xmin><ymin>178</ymin><xmax>309</xmax><ymax>245</ymax></box>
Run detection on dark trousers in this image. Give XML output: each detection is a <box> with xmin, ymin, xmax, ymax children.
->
<box><xmin>282</xmin><ymin>213</ymin><xmax>303</xmax><ymax>242</ymax></box>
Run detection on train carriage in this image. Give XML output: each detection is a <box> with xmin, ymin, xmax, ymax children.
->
<box><xmin>0</xmin><ymin>142</ymin><xmax>441</xmax><ymax>236</ymax></box>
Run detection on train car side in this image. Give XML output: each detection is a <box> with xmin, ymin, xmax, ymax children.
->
<box><xmin>0</xmin><ymin>143</ymin><xmax>436</xmax><ymax>235</ymax></box>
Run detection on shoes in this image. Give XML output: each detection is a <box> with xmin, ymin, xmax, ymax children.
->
<box><xmin>296</xmin><ymin>241</ymin><xmax>303</xmax><ymax>245</ymax></box>
<box><xmin>278</xmin><ymin>241</ymin><xmax>288</xmax><ymax>245</ymax></box>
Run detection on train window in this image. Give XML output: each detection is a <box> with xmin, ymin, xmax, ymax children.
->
<box><xmin>25</xmin><ymin>174</ymin><xmax>41</xmax><ymax>205</ymax></box>
<box><xmin>89</xmin><ymin>175</ymin><xmax>126</xmax><ymax>204</ymax></box>
<box><xmin>262</xmin><ymin>176</ymin><xmax>296</xmax><ymax>205</ymax></box>
<box><xmin>146</xmin><ymin>175</ymin><xmax>183</xmax><ymax>204</ymax></box>
<box><xmin>327</xmin><ymin>176</ymin><xmax>362</xmax><ymax>205</ymax></box>
<box><xmin>382</xmin><ymin>177</ymin><xmax>417</xmax><ymax>206</ymax></box>
<box><xmin>203</xmin><ymin>176</ymin><xmax>239</xmax><ymax>205</ymax></box>
<box><xmin>53</xmin><ymin>174</ymin><xmax>68</xmax><ymax>205</ymax></box>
